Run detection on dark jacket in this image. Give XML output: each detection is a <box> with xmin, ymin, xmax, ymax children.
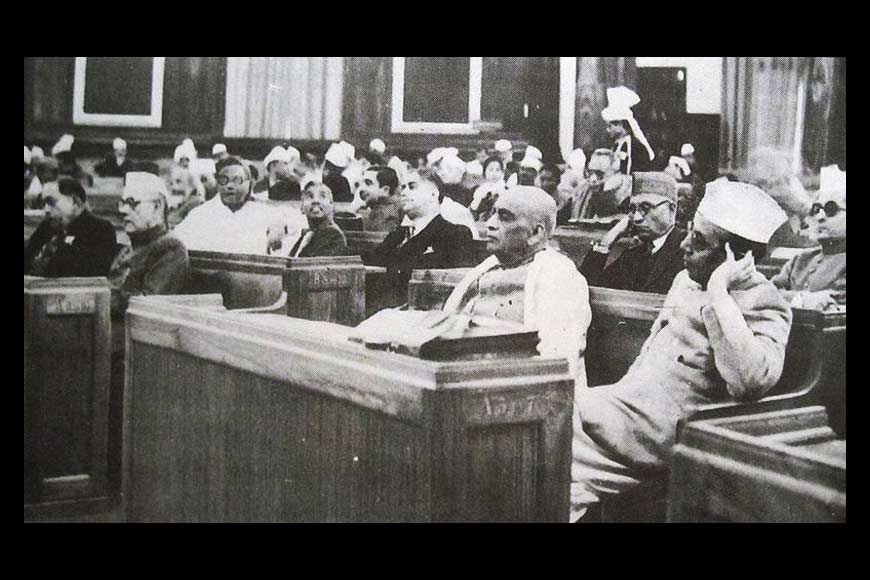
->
<box><xmin>323</xmin><ymin>173</ymin><xmax>353</xmax><ymax>203</ymax></box>
<box><xmin>24</xmin><ymin>209</ymin><xmax>118</xmax><ymax>278</ymax></box>
<box><xmin>289</xmin><ymin>223</ymin><xmax>349</xmax><ymax>258</ymax></box>
<box><xmin>107</xmin><ymin>225</ymin><xmax>189</xmax><ymax>316</ymax></box>
<box><xmin>580</xmin><ymin>227</ymin><xmax>687</xmax><ymax>295</ymax></box>
<box><xmin>254</xmin><ymin>177</ymin><xmax>301</xmax><ymax>201</ymax></box>
<box><xmin>365</xmin><ymin>214</ymin><xmax>474</xmax><ymax>309</ymax></box>
<box><xmin>366</xmin><ymin>214</ymin><xmax>473</xmax><ymax>282</ymax></box>
<box><xmin>94</xmin><ymin>155</ymin><xmax>135</xmax><ymax>178</ymax></box>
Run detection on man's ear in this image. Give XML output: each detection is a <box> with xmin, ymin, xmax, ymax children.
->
<box><xmin>527</xmin><ymin>223</ymin><xmax>546</xmax><ymax>246</ymax></box>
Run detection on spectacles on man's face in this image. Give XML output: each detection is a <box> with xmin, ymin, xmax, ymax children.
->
<box><xmin>811</xmin><ymin>201</ymin><xmax>846</xmax><ymax>218</ymax></box>
<box><xmin>628</xmin><ymin>200</ymin><xmax>670</xmax><ymax>217</ymax></box>
<box><xmin>216</xmin><ymin>174</ymin><xmax>247</xmax><ymax>186</ymax></box>
<box><xmin>118</xmin><ymin>197</ymin><xmax>151</xmax><ymax>211</ymax></box>
<box><xmin>585</xmin><ymin>169</ymin><xmax>606</xmax><ymax>181</ymax></box>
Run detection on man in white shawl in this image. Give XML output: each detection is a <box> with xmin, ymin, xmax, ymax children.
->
<box><xmin>443</xmin><ymin>185</ymin><xmax>591</xmax><ymax>389</ymax></box>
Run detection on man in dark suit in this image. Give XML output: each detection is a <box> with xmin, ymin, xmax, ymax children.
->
<box><xmin>25</xmin><ymin>178</ymin><xmax>118</xmax><ymax>277</ymax></box>
<box><xmin>580</xmin><ymin>172</ymin><xmax>686</xmax><ymax>295</ymax></box>
<box><xmin>365</xmin><ymin>167</ymin><xmax>474</xmax><ymax>306</ymax></box>
<box><xmin>288</xmin><ymin>183</ymin><xmax>349</xmax><ymax>258</ymax></box>
<box><xmin>94</xmin><ymin>138</ymin><xmax>135</xmax><ymax>178</ymax></box>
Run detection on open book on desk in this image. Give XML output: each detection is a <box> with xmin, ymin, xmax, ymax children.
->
<box><xmin>349</xmin><ymin>308</ymin><xmax>540</xmax><ymax>361</ymax></box>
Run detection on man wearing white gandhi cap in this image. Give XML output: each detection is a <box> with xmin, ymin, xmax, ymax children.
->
<box><xmin>108</xmin><ymin>172</ymin><xmax>190</xmax><ymax>316</ymax></box>
<box><xmin>322</xmin><ymin>141</ymin><xmax>355</xmax><ymax>202</ymax></box>
<box><xmin>602</xmin><ymin>86</ymin><xmax>655</xmax><ymax>175</ymax></box>
<box><xmin>570</xmin><ymin>179</ymin><xmax>792</xmax><ymax>521</ymax></box>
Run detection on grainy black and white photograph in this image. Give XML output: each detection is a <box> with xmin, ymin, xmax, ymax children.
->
<box><xmin>23</xmin><ymin>56</ymin><xmax>846</xmax><ymax>523</ymax></box>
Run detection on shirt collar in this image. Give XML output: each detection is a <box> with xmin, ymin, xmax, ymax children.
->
<box><xmin>650</xmin><ymin>226</ymin><xmax>674</xmax><ymax>254</ymax></box>
<box><xmin>401</xmin><ymin>211</ymin><xmax>438</xmax><ymax>235</ymax></box>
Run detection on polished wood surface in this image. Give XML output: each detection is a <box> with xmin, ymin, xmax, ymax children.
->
<box><xmin>24</xmin><ymin>277</ymin><xmax>114</xmax><ymax>519</ymax></box>
<box><xmin>123</xmin><ymin>296</ymin><xmax>574</xmax><ymax>522</ymax></box>
<box><xmin>668</xmin><ymin>406</ymin><xmax>845</xmax><ymax>522</ymax></box>
<box><xmin>187</xmin><ymin>251</ymin><xmax>366</xmax><ymax>326</ymax></box>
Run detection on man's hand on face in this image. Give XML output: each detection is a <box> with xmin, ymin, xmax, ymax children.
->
<box><xmin>599</xmin><ymin>215</ymin><xmax>632</xmax><ymax>248</ymax></box>
<box><xmin>707</xmin><ymin>242</ymin><xmax>755</xmax><ymax>297</ymax></box>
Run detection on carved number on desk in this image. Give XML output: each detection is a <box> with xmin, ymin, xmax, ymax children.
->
<box><xmin>480</xmin><ymin>393</ymin><xmax>558</xmax><ymax>420</ymax></box>
<box><xmin>45</xmin><ymin>295</ymin><xmax>96</xmax><ymax>315</ymax></box>
<box><xmin>307</xmin><ymin>271</ymin><xmax>351</xmax><ymax>290</ymax></box>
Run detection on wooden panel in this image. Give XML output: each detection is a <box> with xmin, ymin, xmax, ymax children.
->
<box><xmin>187</xmin><ymin>252</ymin><xmax>366</xmax><ymax>325</ymax></box>
<box><xmin>124</xmin><ymin>299</ymin><xmax>574</xmax><ymax>522</ymax></box>
<box><xmin>24</xmin><ymin>277</ymin><xmax>113</xmax><ymax>519</ymax></box>
<box><xmin>668</xmin><ymin>406</ymin><xmax>845</xmax><ymax>522</ymax></box>
<box><xmin>26</xmin><ymin>56</ymin><xmax>226</xmax><ymax>144</ymax></box>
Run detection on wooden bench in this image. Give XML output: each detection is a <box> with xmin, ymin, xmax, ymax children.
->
<box><xmin>404</xmin><ymin>269</ymin><xmax>846</xmax><ymax>521</ymax></box>
<box><xmin>186</xmin><ymin>251</ymin><xmax>367</xmax><ymax>326</ymax></box>
<box><xmin>123</xmin><ymin>295</ymin><xmax>574</xmax><ymax>522</ymax></box>
<box><xmin>24</xmin><ymin>276</ymin><xmax>114</xmax><ymax>520</ymax></box>
<box><xmin>667</xmin><ymin>406</ymin><xmax>845</xmax><ymax>522</ymax></box>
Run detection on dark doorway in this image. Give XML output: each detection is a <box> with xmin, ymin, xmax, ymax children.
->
<box><xmin>480</xmin><ymin>57</ymin><xmax>562</xmax><ymax>163</ymax></box>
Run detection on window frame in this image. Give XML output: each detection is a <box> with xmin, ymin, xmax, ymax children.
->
<box><xmin>390</xmin><ymin>57</ymin><xmax>482</xmax><ymax>135</ymax></box>
<box><xmin>72</xmin><ymin>57</ymin><xmax>165</xmax><ymax>128</ymax></box>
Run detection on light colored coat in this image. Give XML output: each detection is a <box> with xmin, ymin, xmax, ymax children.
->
<box><xmin>576</xmin><ymin>269</ymin><xmax>792</xmax><ymax>474</ymax></box>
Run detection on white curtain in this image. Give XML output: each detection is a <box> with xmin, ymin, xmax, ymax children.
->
<box><xmin>720</xmin><ymin>57</ymin><xmax>810</xmax><ymax>173</ymax></box>
<box><xmin>224</xmin><ymin>57</ymin><xmax>344</xmax><ymax>139</ymax></box>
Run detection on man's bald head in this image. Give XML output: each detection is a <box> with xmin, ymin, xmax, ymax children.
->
<box><xmin>485</xmin><ymin>185</ymin><xmax>556</xmax><ymax>263</ymax></box>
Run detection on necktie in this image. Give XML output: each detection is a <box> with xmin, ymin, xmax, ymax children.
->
<box><xmin>293</xmin><ymin>229</ymin><xmax>315</xmax><ymax>258</ymax></box>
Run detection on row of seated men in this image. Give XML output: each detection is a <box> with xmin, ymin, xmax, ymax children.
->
<box><xmin>23</xmin><ymin>146</ymin><xmax>846</xmax><ymax>522</ymax></box>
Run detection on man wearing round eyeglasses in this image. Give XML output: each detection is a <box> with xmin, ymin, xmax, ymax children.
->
<box><xmin>173</xmin><ymin>157</ymin><xmax>307</xmax><ymax>255</ymax></box>
<box><xmin>108</xmin><ymin>172</ymin><xmax>189</xmax><ymax>316</ymax></box>
<box><xmin>771</xmin><ymin>165</ymin><xmax>846</xmax><ymax>311</ymax></box>
<box><xmin>579</xmin><ymin>172</ymin><xmax>686</xmax><ymax>294</ymax></box>
<box><xmin>24</xmin><ymin>177</ymin><xmax>117</xmax><ymax>277</ymax></box>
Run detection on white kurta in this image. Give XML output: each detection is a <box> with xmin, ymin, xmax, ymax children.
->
<box><xmin>173</xmin><ymin>196</ymin><xmax>308</xmax><ymax>255</ymax></box>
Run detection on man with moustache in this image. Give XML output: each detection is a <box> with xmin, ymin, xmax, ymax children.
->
<box><xmin>288</xmin><ymin>182</ymin><xmax>349</xmax><ymax>258</ymax></box>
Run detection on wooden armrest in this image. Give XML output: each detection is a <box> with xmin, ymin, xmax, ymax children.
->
<box><xmin>231</xmin><ymin>291</ymin><xmax>288</xmax><ymax>315</ymax></box>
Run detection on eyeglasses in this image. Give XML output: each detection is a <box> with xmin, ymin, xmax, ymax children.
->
<box><xmin>628</xmin><ymin>200</ymin><xmax>670</xmax><ymax>216</ymax></box>
<box><xmin>118</xmin><ymin>197</ymin><xmax>144</xmax><ymax>210</ymax></box>
<box><xmin>811</xmin><ymin>201</ymin><xmax>846</xmax><ymax>218</ymax></box>
<box><xmin>216</xmin><ymin>175</ymin><xmax>247</xmax><ymax>186</ymax></box>
<box><xmin>584</xmin><ymin>169</ymin><xmax>606</xmax><ymax>181</ymax></box>
<box><xmin>118</xmin><ymin>197</ymin><xmax>157</xmax><ymax>211</ymax></box>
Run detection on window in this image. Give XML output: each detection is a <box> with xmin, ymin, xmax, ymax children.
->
<box><xmin>391</xmin><ymin>57</ymin><xmax>482</xmax><ymax>134</ymax></box>
<box><xmin>73</xmin><ymin>57</ymin><xmax>165</xmax><ymax>127</ymax></box>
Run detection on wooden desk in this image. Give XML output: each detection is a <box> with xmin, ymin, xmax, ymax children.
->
<box><xmin>187</xmin><ymin>251</ymin><xmax>367</xmax><ymax>326</ymax></box>
<box><xmin>123</xmin><ymin>296</ymin><xmax>574</xmax><ymax>522</ymax></box>
<box><xmin>24</xmin><ymin>277</ymin><xmax>114</xmax><ymax>519</ymax></box>
<box><xmin>668</xmin><ymin>406</ymin><xmax>845</xmax><ymax>522</ymax></box>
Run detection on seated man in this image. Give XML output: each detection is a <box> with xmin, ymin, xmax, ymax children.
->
<box><xmin>356</xmin><ymin>165</ymin><xmax>403</xmax><ymax>232</ymax></box>
<box><xmin>570</xmin><ymin>149</ymin><xmax>632</xmax><ymax>221</ymax></box>
<box><xmin>771</xmin><ymin>165</ymin><xmax>846</xmax><ymax>310</ymax></box>
<box><xmin>443</xmin><ymin>185</ymin><xmax>591</xmax><ymax>387</ymax></box>
<box><xmin>173</xmin><ymin>157</ymin><xmax>307</xmax><ymax>255</ymax></box>
<box><xmin>365</xmin><ymin>166</ymin><xmax>474</xmax><ymax>305</ymax></box>
<box><xmin>24</xmin><ymin>178</ymin><xmax>117</xmax><ymax>277</ymax></box>
<box><xmin>253</xmin><ymin>146</ymin><xmax>301</xmax><ymax>201</ymax></box>
<box><xmin>94</xmin><ymin>138</ymin><xmax>134</xmax><ymax>178</ymax></box>
<box><xmin>108</xmin><ymin>172</ymin><xmax>189</xmax><ymax>316</ymax></box>
<box><xmin>571</xmin><ymin>180</ymin><xmax>792</xmax><ymax>520</ymax></box>
<box><xmin>580</xmin><ymin>172</ymin><xmax>686</xmax><ymax>295</ymax></box>
<box><xmin>322</xmin><ymin>141</ymin><xmax>355</xmax><ymax>203</ymax></box>
<box><xmin>534</xmin><ymin>163</ymin><xmax>566</xmax><ymax>222</ymax></box>
<box><xmin>288</xmin><ymin>182</ymin><xmax>349</xmax><ymax>257</ymax></box>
